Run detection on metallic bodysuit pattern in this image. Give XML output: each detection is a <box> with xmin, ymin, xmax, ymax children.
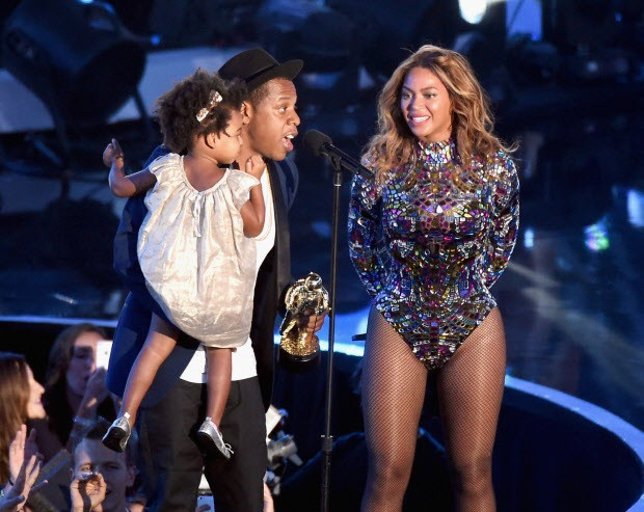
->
<box><xmin>348</xmin><ymin>140</ymin><xmax>519</xmax><ymax>369</ymax></box>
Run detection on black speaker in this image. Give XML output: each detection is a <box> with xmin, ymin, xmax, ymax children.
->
<box><xmin>2</xmin><ymin>0</ymin><xmax>146</xmax><ymax>127</ymax></box>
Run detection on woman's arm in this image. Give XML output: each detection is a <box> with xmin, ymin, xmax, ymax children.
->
<box><xmin>2</xmin><ymin>430</ymin><xmax>43</xmax><ymax>512</ymax></box>
<box><xmin>347</xmin><ymin>172</ymin><xmax>386</xmax><ymax>298</ymax></box>
<box><xmin>240</xmin><ymin>185</ymin><xmax>265</xmax><ymax>237</ymax></box>
<box><xmin>483</xmin><ymin>154</ymin><xmax>520</xmax><ymax>289</ymax></box>
<box><xmin>66</xmin><ymin>368</ymin><xmax>110</xmax><ymax>449</ymax></box>
<box><xmin>7</xmin><ymin>426</ymin><xmax>39</xmax><ymax>488</ymax></box>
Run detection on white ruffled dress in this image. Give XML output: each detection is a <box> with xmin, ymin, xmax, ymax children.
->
<box><xmin>137</xmin><ymin>153</ymin><xmax>260</xmax><ymax>348</ymax></box>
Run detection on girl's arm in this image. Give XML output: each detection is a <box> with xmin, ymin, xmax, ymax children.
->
<box><xmin>240</xmin><ymin>155</ymin><xmax>266</xmax><ymax>237</ymax></box>
<box><xmin>240</xmin><ymin>186</ymin><xmax>265</xmax><ymax>237</ymax></box>
<box><xmin>103</xmin><ymin>139</ymin><xmax>157</xmax><ymax>198</ymax></box>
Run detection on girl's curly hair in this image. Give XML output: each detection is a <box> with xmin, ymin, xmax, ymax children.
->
<box><xmin>155</xmin><ymin>68</ymin><xmax>247</xmax><ymax>154</ymax></box>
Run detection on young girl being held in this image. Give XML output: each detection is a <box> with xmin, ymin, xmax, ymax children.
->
<box><xmin>102</xmin><ymin>69</ymin><xmax>265</xmax><ymax>459</ymax></box>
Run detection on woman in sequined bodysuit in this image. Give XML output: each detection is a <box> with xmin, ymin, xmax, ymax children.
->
<box><xmin>348</xmin><ymin>45</ymin><xmax>519</xmax><ymax>511</ymax></box>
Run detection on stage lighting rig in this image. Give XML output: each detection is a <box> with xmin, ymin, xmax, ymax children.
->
<box><xmin>1</xmin><ymin>0</ymin><xmax>146</xmax><ymax>169</ymax></box>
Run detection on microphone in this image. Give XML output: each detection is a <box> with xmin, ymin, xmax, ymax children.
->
<box><xmin>303</xmin><ymin>129</ymin><xmax>373</xmax><ymax>179</ymax></box>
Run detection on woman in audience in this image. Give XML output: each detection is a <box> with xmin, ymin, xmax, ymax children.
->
<box><xmin>33</xmin><ymin>323</ymin><xmax>116</xmax><ymax>460</ymax></box>
<box><xmin>0</xmin><ymin>353</ymin><xmax>45</xmax><ymax>485</ymax></box>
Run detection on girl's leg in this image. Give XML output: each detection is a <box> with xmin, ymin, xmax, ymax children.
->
<box><xmin>197</xmin><ymin>347</ymin><xmax>234</xmax><ymax>459</ymax></box>
<box><xmin>436</xmin><ymin>308</ymin><xmax>506</xmax><ymax>512</ymax></box>
<box><xmin>119</xmin><ymin>313</ymin><xmax>179</xmax><ymax>425</ymax></box>
<box><xmin>361</xmin><ymin>306</ymin><xmax>427</xmax><ymax>512</ymax></box>
<box><xmin>205</xmin><ymin>347</ymin><xmax>233</xmax><ymax>425</ymax></box>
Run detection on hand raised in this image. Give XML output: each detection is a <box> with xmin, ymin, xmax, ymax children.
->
<box><xmin>2</xmin><ymin>454</ymin><xmax>44</xmax><ymax>512</ymax></box>
<box><xmin>84</xmin><ymin>368</ymin><xmax>109</xmax><ymax>406</ymax></box>
<box><xmin>0</xmin><ymin>493</ymin><xmax>24</xmax><ymax>511</ymax></box>
<box><xmin>8</xmin><ymin>425</ymin><xmax>41</xmax><ymax>488</ymax></box>
<box><xmin>102</xmin><ymin>138</ymin><xmax>125</xmax><ymax>169</ymax></box>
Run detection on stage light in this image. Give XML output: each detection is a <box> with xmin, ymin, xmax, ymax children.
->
<box><xmin>459</xmin><ymin>0</ymin><xmax>488</xmax><ymax>25</ymax></box>
<box><xmin>626</xmin><ymin>189</ymin><xmax>644</xmax><ymax>229</ymax></box>
<box><xmin>1</xmin><ymin>0</ymin><xmax>146</xmax><ymax>165</ymax></box>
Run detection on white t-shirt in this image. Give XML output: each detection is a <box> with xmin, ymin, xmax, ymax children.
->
<box><xmin>180</xmin><ymin>167</ymin><xmax>276</xmax><ymax>383</ymax></box>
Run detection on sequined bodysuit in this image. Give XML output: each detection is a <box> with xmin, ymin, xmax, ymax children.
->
<box><xmin>348</xmin><ymin>140</ymin><xmax>519</xmax><ymax>369</ymax></box>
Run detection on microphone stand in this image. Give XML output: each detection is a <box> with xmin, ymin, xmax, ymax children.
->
<box><xmin>320</xmin><ymin>152</ymin><xmax>344</xmax><ymax>512</ymax></box>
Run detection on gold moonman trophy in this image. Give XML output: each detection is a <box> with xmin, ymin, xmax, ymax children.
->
<box><xmin>279</xmin><ymin>272</ymin><xmax>329</xmax><ymax>366</ymax></box>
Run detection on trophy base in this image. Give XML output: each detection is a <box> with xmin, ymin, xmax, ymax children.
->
<box><xmin>278</xmin><ymin>345</ymin><xmax>320</xmax><ymax>372</ymax></box>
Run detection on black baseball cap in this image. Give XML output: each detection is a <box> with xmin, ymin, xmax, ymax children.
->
<box><xmin>218</xmin><ymin>47</ymin><xmax>303</xmax><ymax>92</ymax></box>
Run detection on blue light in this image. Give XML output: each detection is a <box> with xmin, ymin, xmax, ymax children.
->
<box><xmin>627</xmin><ymin>188</ymin><xmax>644</xmax><ymax>228</ymax></box>
<box><xmin>523</xmin><ymin>227</ymin><xmax>535</xmax><ymax>249</ymax></box>
<box><xmin>506</xmin><ymin>0</ymin><xmax>543</xmax><ymax>40</ymax></box>
<box><xmin>583</xmin><ymin>219</ymin><xmax>610</xmax><ymax>252</ymax></box>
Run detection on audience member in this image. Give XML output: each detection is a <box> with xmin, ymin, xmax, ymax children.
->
<box><xmin>33</xmin><ymin>323</ymin><xmax>116</xmax><ymax>461</ymax></box>
<box><xmin>0</xmin><ymin>353</ymin><xmax>45</xmax><ymax>485</ymax></box>
<box><xmin>70</xmin><ymin>418</ymin><xmax>136</xmax><ymax>512</ymax></box>
<box><xmin>0</xmin><ymin>353</ymin><xmax>46</xmax><ymax>511</ymax></box>
<box><xmin>70</xmin><ymin>418</ymin><xmax>216</xmax><ymax>512</ymax></box>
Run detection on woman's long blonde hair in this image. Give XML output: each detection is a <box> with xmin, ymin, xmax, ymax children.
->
<box><xmin>364</xmin><ymin>44</ymin><xmax>513</xmax><ymax>180</ymax></box>
<box><xmin>0</xmin><ymin>353</ymin><xmax>30</xmax><ymax>483</ymax></box>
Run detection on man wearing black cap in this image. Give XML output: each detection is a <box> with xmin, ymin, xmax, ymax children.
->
<box><xmin>106</xmin><ymin>48</ymin><xmax>323</xmax><ymax>512</ymax></box>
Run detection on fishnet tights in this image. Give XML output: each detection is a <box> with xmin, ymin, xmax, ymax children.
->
<box><xmin>361</xmin><ymin>307</ymin><xmax>506</xmax><ymax>512</ymax></box>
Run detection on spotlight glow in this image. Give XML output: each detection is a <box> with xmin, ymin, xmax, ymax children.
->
<box><xmin>626</xmin><ymin>188</ymin><xmax>644</xmax><ymax>228</ymax></box>
<box><xmin>583</xmin><ymin>220</ymin><xmax>610</xmax><ymax>252</ymax></box>
<box><xmin>459</xmin><ymin>0</ymin><xmax>488</xmax><ymax>24</ymax></box>
<box><xmin>523</xmin><ymin>227</ymin><xmax>535</xmax><ymax>249</ymax></box>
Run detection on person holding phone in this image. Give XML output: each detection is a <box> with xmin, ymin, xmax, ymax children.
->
<box><xmin>31</xmin><ymin>323</ymin><xmax>116</xmax><ymax>462</ymax></box>
<box><xmin>95</xmin><ymin>341</ymin><xmax>113</xmax><ymax>372</ymax></box>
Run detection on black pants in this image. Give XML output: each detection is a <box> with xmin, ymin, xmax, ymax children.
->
<box><xmin>138</xmin><ymin>377</ymin><xmax>267</xmax><ymax>512</ymax></box>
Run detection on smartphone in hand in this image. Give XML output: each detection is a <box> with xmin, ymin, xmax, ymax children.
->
<box><xmin>96</xmin><ymin>340</ymin><xmax>113</xmax><ymax>370</ymax></box>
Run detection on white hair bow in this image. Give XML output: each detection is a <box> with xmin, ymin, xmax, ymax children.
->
<box><xmin>195</xmin><ymin>90</ymin><xmax>223</xmax><ymax>122</ymax></box>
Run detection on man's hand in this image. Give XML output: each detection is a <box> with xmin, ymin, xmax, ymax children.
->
<box><xmin>297</xmin><ymin>309</ymin><xmax>327</xmax><ymax>335</ymax></box>
<box><xmin>70</xmin><ymin>473</ymin><xmax>106</xmax><ymax>512</ymax></box>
